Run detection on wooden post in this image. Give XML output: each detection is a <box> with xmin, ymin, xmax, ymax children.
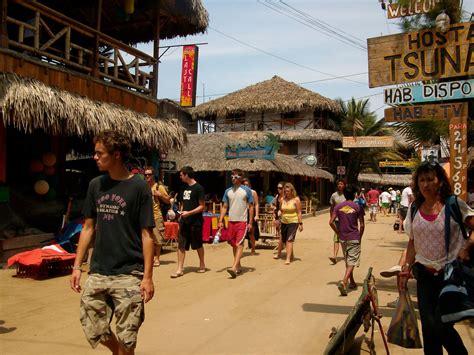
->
<box><xmin>0</xmin><ymin>121</ymin><xmax>6</xmax><ymax>183</ymax></box>
<box><xmin>152</xmin><ymin>6</ymin><xmax>160</xmax><ymax>98</ymax></box>
<box><xmin>0</xmin><ymin>0</ymin><xmax>7</xmax><ymax>48</ymax></box>
<box><xmin>92</xmin><ymin>0</ymin><xmax>102</xmax><ymax>78</ymax></box>
<box><xmin>449</xmin><ymin>116</ymin><xmax>468</xmax><ymax>201</ymax></box>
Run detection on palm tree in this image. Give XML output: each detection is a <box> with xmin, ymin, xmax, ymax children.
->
<box><xmin>337</xmin><ymin>98</ymin><xmax>405</xmax><ymax>186</ymax></box>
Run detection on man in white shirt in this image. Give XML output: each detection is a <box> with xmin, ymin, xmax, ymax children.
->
<box><xmin>398</xmin><ymin>184</ymin><xmax>414</xmax><ymax>234</ymax></box>
<box><xmin>379</xmin><ymin>189</ymin><xmax>391</xmax><ymax>217</ymax></box>
<box><xmin>218</xmin><ymin>169</ymin><xmax>254</xmax><ymax>278</ymax></box>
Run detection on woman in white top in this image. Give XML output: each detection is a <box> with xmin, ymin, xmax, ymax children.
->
<box><xmin>400</xmin><ymin>162</ymin><xmax>474</xmax><ymax>355</ymax></box>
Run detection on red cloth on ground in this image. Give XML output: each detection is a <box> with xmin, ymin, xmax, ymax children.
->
<box><xmin>7</xmin><ymin>244</ymin><xmax>75</xmax><ymax>267</ymax></box>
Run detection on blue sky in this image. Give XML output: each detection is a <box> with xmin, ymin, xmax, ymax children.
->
<box><xmin>137</xmin><ymin>0</ymin><xmax>474</xmax><ymax>119</ymax></box>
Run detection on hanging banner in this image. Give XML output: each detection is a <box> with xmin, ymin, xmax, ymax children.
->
<box><xmin>180</xmin><ymin>45</ymin><xmax>199</xmax><ymax>107</ymax></box>
<box><xmin>367</xmin><ymin>22</ymin><xmax>474</xmax><ymax>88</ymax></box>
<box><xmin>387</xmin><ymin>0</ymin><xmax>442</xmax><ymax>19</ymax></box>
<box><xmin>384</xmin><ymin>79</ymin><xmax>474</xmax><ymax>105</ymax></box>
<box><xmin>449</xmin><ymin>117</ymin><xmax>467</xmax><ymax>200</ymax></box>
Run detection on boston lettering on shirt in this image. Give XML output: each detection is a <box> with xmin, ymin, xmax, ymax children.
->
<box><xmin>83</xmin><ymin>174</ymin><xmax>154</xmax><ymax>276</ymax></box>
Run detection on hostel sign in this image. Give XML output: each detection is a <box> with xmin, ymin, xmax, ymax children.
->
<box><xmin>368</xmin><ymin>22</ymin><xmax>474</xmax><ymax>88</ymax></box>
<box><xmin>384</xmin><ymin>79</ymin><xmax>474</xmax><ymax>105</ymax></box>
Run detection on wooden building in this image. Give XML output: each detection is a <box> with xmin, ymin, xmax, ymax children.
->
<box><xmin>190</xmin><ymin>75</ymin><xmax>343</xmax><ymax>204</ymax></box>
<box><xmin>0</xmin><ymin>0</ymin><xmax>208</xmax><ymax>235</ymax></box>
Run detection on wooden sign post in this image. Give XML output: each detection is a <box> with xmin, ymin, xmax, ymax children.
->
<box><xmin>449</xmin><ymin>117</ymin><xmax>468</xmax><ymax>200</ymax></box>
<box><xmin>385</xmin><ymin>102</ymin><xmax>468</xmax><ymax>200</ymax></box>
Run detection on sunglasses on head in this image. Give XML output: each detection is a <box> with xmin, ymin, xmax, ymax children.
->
<box><xmin>144</xmin><ymin>173</ymin><xmax>153</xmax><ymax>176</ymax></box>
<box><xmin>231</xmin><ymin>175</ymin><xmax>241</xmax><ymax>179</ymax></box>
<box><xmin>277</xmin><ymin>186</ymin><xmax>283</xmax><ymax>189</ymax></box>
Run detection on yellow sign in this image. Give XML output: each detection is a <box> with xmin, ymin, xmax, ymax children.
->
<box><xmin>379</xmin><ymin>160</ymin><xmax>417</xmax><ymax>168</ymax></box>
<box><xmin>342</xmin><ymin>136</ymin><xmax>394</xmax><ymax>148</ymax></box>
<box><xmin>368</xmin><ymin>22</ymin><xmax>474</xmax><ymax>88</ymax></box>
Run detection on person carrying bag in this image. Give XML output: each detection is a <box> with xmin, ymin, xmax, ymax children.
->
<box><xmin>399</xmin><ymin>161</ymin><xmax>474</xmax><ymax>355</ymax></box>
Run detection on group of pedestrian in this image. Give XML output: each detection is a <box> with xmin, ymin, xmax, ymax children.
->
<box><xmin>69</xmin><ymin>130</ymin><xmax>473</xmax><ymax>355</ymax></box>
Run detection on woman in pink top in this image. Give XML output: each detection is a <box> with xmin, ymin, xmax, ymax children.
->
<box><xmin>400</xmin><ymin>162</ymin><xmax>474</xmax><ymax>355</ymax></box>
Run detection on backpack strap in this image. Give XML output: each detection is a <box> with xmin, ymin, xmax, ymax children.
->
<box><xmin>410</xmin><ymin>202</ymin><xmax>417</xmax><ymax>222</ymax></box>
<box><xmin>444</xmin><ymin>195</ymin><xmax>468</xmax><ymax>257</ymax></box>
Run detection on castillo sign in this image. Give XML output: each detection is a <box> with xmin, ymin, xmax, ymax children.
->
<box><xmin>368</xmin><ymin>22</ymin><xmax>474</xmax><ymax>88</ymax></box>
<box><xmin>342</xmin><ymin>136</ymin><xmax>394</xmax><ymax>148</ymax></box>
<box><xmin>180</xmin><ymin>45</ymin><xmax>199</xmax><ymax>107</ymax></box>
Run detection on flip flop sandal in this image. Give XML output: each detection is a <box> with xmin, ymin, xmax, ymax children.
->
<box><xmin>170</xmin><ymin>271</ymin><xmax>184</xmax><ymax>278</ymax></box>
<box><xmin>227</xmin><ymin>269</ymin><xmax>237</xmax><ymax>279</ymax></box>
<box><xmin>197</xmin><ymin>268</ymin><xmax>206</xmax><ymax>273</ymax></box>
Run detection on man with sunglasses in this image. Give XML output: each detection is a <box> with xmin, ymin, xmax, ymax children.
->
<box><xmin>218</xmin><ymin>169</ymin><xmax>254</xmax><ymax>278</ymax></box>
<box><xmin>144</xmin><ymin>167</ymin><xmax>170</xmax><ymax>267</ymax></box>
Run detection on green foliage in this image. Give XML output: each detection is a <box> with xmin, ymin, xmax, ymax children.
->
<box><xmin>336</xmin><ymin>98</ymin><xmax>405</xmax><ymax>186</ymax></box>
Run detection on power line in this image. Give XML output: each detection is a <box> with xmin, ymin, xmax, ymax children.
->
<box><xmin>259</xmin><ymin>0</ymin><xmax>367</xmax><ymax>51</ymax></box>
<box><xmin>209</xmin><ymin>26</ymin><xmax>368</xmax><ymax>86</ymax></box>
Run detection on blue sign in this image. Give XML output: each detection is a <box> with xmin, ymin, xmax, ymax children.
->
<box><xmin>384</xmin><ymin>79</ymin><xmax>474</xmax><ymax>105</ymax></box>
<box><xmin>225</xmin><ymin>133</ymin><xmax>281</xmax><ymax>160</ymax></box>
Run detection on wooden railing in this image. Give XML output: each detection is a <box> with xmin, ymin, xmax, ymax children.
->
<box><xmin>4</xmin><ymin>1</ymin><xmax>156</xmax><ymax>95</ymax></box>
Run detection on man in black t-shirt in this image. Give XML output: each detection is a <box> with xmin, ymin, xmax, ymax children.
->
<box><xmin>70</xmin><ymin>130</ymin><xmax>155</xmax><ymax>355</ymax></box>
<box><xmin>170</xmin><ymin>166</ymin><xmax>206</xmax><ymax>278</ymax></box>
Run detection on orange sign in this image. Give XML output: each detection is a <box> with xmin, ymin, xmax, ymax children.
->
<box><xmin>384</xmin><ymin>102</ymin><xmax>468</xmax><ymax>122</ymax></box>
<box><xmin>449</xmin><ymin>117</ymin><xmax>468</xmax><ymax>201</ymax></box>
<box><xmin>180</xmin><ymin>45</ymin><xmax>199</xmax><ymax>107</ymax></box>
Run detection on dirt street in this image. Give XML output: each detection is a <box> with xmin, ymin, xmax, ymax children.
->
<box><xmin>1</xmin><ymin>212</ymin><xmax>473</xmax><ymax>354</ymax></box>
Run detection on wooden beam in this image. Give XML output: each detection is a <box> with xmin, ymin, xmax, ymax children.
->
<box><xmin>152</xmin><ymin>6</ymin><xmax>160</xmax><ymax>98</ymax></box>
<box><xmin>0</xmin><ymin>0</ymin><xmax>7</xmax><ymax>48</ymax></box>
<box><xmin>92</xmin><ymin>0</ymin><xmax>102</xmax><ymax>78</ymax></box>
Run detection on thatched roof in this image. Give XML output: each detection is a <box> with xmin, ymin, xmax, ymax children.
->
<box><xmin>28</xmin><ymin>0</ymin><xmax>208</xmax><ymax>45</ymax></box>
<box><xmin>358</xmin><ymin>173</ymin><xmax>412</xmax><ymax>187</ymax></box>
<box><xmin>191</xmin><ymin>76</ymin><xmax>340</xmax><ymax>119</ymax></box>
<box><xmin>167</xmin><ymin>132</ymin><xmax>334</xmax><ymax>181</ymax></box>
<box><xmin>0</xmin><ymin>73</ymin><xmax>186</xmax><ymax>151</ymax></box>
<box><xmin>277</xmin><ymin>129</ymin><xmax>341</xmax><ymax>141</ymax></box>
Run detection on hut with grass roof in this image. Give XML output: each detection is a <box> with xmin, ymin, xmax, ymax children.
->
<box><xmin>189</xmin><ymin>75</ymin><xmax>342</xmax><ymax>204</ymax></box>
<box><xmin>0</xmin><ymin>0</ymin><xmax>208</xmax><ymax>244</ymax></box>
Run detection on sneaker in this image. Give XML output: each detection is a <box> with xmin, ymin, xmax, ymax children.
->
<box><xmin>380</xmin><ymin>265</ymin><xmax>402</xmax><ymax>278</ymax></box>
<box><xmin>337</xmin><ymin>282</ymin><xmax>348</xmax><ymax>296</ymax></box>
<box><xmin>387</xmin><ymin>298</ymin><xmax>399</xmax><ymax>308</ymax></box>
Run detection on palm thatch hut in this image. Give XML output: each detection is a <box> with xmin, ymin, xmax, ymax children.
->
<box><xmin>357</xmin><ymin>173</ymin><xmax>412</xmax><ymax>187</ymax></box>
<box><xmin>0</xmin><ymin>73</ymin><xmax>187</xmax><ymax>151</ymax></box>
<box><xmin>165</xmin><ymin>132</ymin><xmax>334</xmax><ymax>209</ymax></box>
<box><xmin>192</xmin><ymin>75</ymin><xmax>339</xmax><ymax>123</ymax></box>
<box><xmin>167</xmin><ymin>132</ymin><xmax>333</xmax><ymax>181</ymax></box>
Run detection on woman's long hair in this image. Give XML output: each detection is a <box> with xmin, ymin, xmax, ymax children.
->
<box><xmin>412</xmin><ymin>161</ymin><xmax>452</xmax><ymax>207</ymax></box>
<box><xmin>283</xmin><ymin>182</ymin><xmax>298</xmax><ymax>199</ymax></box>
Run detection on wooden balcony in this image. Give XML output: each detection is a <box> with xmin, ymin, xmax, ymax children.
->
<box><xmin>0</xmin><ymin>0</ymin><xmax>159</xmax><ymax>114</ymax></box>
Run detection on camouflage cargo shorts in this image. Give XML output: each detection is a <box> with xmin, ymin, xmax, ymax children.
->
<box><xmin>80</xmin><ymin>273</ymin><xmax>144</xmax><ymax>351</ymax></box>
<box><xmin>153</xmin><ymin>216</ymin><xmax>165</xmax><ymax>245</ymax></box>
